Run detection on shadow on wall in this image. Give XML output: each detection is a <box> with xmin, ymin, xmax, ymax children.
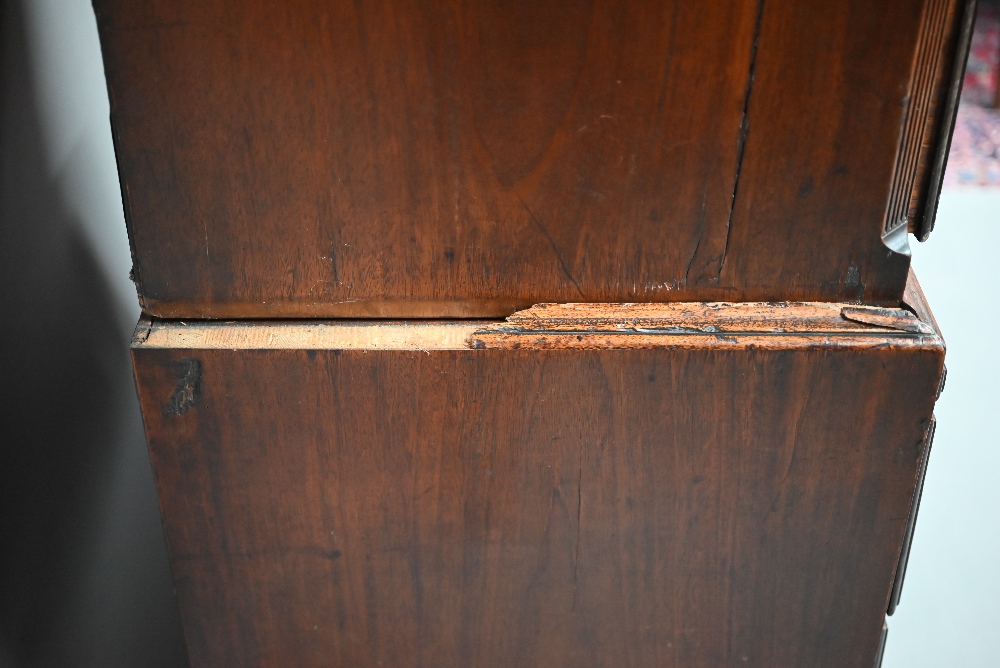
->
<box><xmin>0</xmin><ymin>2</ymin><xmax>186</xmax><ymax>666</ymax></box>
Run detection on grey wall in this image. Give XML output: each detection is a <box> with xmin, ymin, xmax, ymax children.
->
<box><xmin>884</xmin><ymin>191</ymin><xmax>1000</xmax><ymax>667</ymax></box>
<box><xmin>0</xmin><ymin>0</ymin><xmax>185</xmax><ymax>665</ymax></box>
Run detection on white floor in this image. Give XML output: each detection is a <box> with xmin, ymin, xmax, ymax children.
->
<box><xmin>883</xmin><ymin>189</ymin><xmax>1000</xmax><ymax>667</ymax></box>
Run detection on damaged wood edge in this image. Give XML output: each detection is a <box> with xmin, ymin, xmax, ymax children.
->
<box><xmin>474</xmin><ymin>273</ymin><xmax>942</xmax><ymax>350</ymax></box>
<box><xmin>468</xmin><ymin>332</ymin><xmax>940</xmax><ymax>351</ymax></box>
<box><xmin>135</xmin><ymin>321</ymin><xmax>491</xmax><ymax>351</ymax></box>
<box><xmin>134</xmin><ymin>318</ymin><xmax>940</xmax><ymax>352</ymax></box>
<box><xmin>838</xmin><ymin>306</ymin><xmax>935</xmax><ymax>334</ymax></box>
<box><xmin>504</xmin><ymin>302</ymin><xmax>931</xmax><ymax>333</ymax></box>
<box><xmin>132</xmin><ymin>314</ymin><xmax>154</xmax><ymax>345</ymax></box>
<box><xmin>133</xmin><ymin>294</ymin><xmax>942</xmax><ymax>354</ymax></box>
<box><xmin>901</xmin><ymin>268</ymin><xmax>943</xmax><ymax>339</ymax></box>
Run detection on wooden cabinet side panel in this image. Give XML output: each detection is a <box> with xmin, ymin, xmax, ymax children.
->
<box><xmin>722</xmin><ymin>0</ymin><xmax>931</xmax><ymax>303</ymax></box>
<box><xmin>132</xmin><ymin>345</ymin><xmax>941</xmax><ymax>667</ymax></box>
<box><xmin>95</xmin><ymin>0</ymin><xmax>758</xmax><ymax>315</ymax></box>
<box><xmin>93</xmin><ymin>0</ymin><xmax>965</xmax><ymax>315</ymax></box>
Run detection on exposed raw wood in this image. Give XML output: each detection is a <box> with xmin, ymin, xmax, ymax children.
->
<box><xmin>136</xmin><ymin>303</ymin><xmax>939</xmax><ymax>351</ymax></box>
<box><xmin>138</xmin><ymin>320</ymin><xmax>486</xmax><ymax>351</ymax></box>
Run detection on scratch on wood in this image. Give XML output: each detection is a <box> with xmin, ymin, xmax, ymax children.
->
<box><xmin>719</xmin><ymin>0</ymin><xmax>766</xmax><ymax>278</ymax></box>
<box><xmin>163</xmin><ymin>358</ymin><xmax>203</xmax><ymax>417</ymax></box>
<box><xmin>520</xmin><ymin>196</ymin><xmax>585</xmax><ymax>298</ymax></box>
<box><xmin>573</xmin><ymin>440</ymin><xmax>583</xmax><ymax>610</ymax></box>
<box><xmin>684</xmin><ymin>221</ymin><xmax>704</xmax><ymax>284</ymax></box>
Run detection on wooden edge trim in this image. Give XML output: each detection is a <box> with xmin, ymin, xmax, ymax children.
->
<box><xmin>917</xmin><ymin>0</ymin><xmax>978</xmax><ymax>241</ymax></box>
<box><xmin>902</xmin><ymin>267</ymin><xmax>943</xmax><ymax>340</ymax></box>
<box><xmin>468</xmin><ymin>332</ymin><xmax>940</xmax><ymax>351</ymax></box>
<box><xmin>502</xmin><ymin>301</ymin><xmax>932</xmax><ymax>333</ymax></box>
<box><xmin>887</xmin><ymin>416</ymin><xmax>937</xmax><ymax>616</ymax></box>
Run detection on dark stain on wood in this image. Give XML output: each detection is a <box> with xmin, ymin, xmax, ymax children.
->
<box><xmin>162</xmin><ymin>357</ymin><xmax>202</xmax><ymax>417</ymax></box>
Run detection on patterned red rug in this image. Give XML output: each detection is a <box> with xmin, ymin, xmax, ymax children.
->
<box><xmin>945</xmin><ymin>2</ymin><xmax>1000</xmax><ymax>187</ymax></box>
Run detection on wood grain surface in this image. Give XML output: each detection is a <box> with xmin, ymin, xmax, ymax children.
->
<box><xmin>132</xmin><ymin>282</ymin><xmax>945</xmax><ymax>666</ymax></box>
<box><xmin>95</xmin><ymin>0</ymin><xmax>964</xmax><ymax>317</ymax></box>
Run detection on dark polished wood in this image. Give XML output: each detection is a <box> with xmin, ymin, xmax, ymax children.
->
<box><xmin>95</xmin><ymin>0</ymin><xmax>968</xmax><ymax>317</ymax></box>
<box><xmin>131</xmin><ymin>277</ymin><xmax>944</xmax><ymax>667</ymax></box>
